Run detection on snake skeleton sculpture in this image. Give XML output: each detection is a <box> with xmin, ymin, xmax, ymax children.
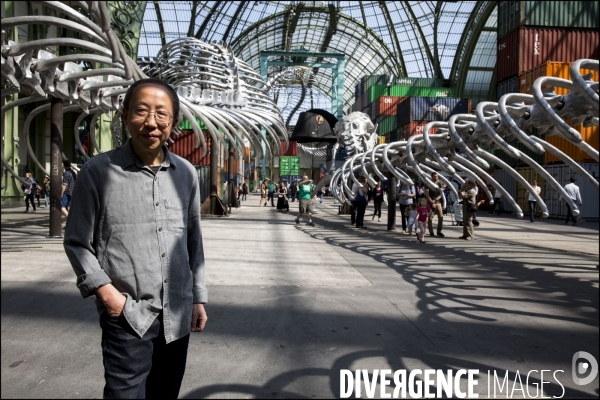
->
<box><xmin>1</xmin><ymin>1</ymin><xmax>286</xmax><ymax>185</ymax></box>
<box><xmin>324</xmin><ymin>59</ymin><xmax>598</xmax><ymax>219</ymax></box>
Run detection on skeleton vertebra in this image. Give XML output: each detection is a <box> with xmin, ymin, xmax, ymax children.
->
<box><xmin>328</xmin><ymin>59</ymin><xmax>599</xmax><ymax>219</ymax></box>
<box><xmin>1</xmin><ymin>2</ymin><xmax>286</xmax><ymax>185</ymax></box>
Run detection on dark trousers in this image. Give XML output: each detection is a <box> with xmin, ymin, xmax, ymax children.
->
<box><xmin>268</xmin><ymin>192</ymin><xmax>275</xmax><ymax>206</ymax></box>
<box><xmin>351</xmin><ymin>204</ymin><xmax>356</xmax><ymax>225</ymax></box>
<box><xmin>566</xmin><ymin>204</ymin><xmax>577</xmax><ymax>224</ymax></box>
<box><xmin>529</xmin><ymin>201</ymin><xmax>537</xmax><ymax>222</ymax></box>
<box><xmin>100</xmin><ymin>313</ymin><xmax>190</xmax><ymax>399</ymax></box>
<box><xmin>25</xmin><ymin>191</ymin><xmax>36</xmax><ymax>211</ymax></box>
<box><xmin>489</xmin><ymin>199</ymin><xmax>502</xmax><ymax>214</ymax></box>
<box><xmin>355</xmin><ymin>201</ymin><xmax>367</xmax><ymax>227</ymax></box>
<box><xmin>373</xmin><ymin>198</ymin><xmax>383</xmax><ymax>218</ymax></box>
<box><xmin>399</xmin><ymin>203</ymin><xmax>408</xmax><ymax>231</ymax></box>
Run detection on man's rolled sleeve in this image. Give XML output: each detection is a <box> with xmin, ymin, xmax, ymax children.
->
<box><xmin>187</xmin><ymin>170</ymin><xmax>207</xmax><ymax>304</ymax></box>
<box><xmin>63</xmin><ymin>164</ymin><xmax>109</xmax><ymax>298</ymax></box>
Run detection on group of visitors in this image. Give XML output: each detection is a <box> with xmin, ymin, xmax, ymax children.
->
<box><xmin>236</xmin><ymin>182</ymin><xmax>249</xmax><ymax>202</ymax></box>
<box><xmin>21</xmin><ymin>160</ymin><xmax>76</xmax><ymax>222</ymax></box>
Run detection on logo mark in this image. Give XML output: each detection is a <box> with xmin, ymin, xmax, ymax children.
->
<box><xmin>572</xmin><ymin>351</ymin><xmax>598</xmax><ymax>385</ymax></box>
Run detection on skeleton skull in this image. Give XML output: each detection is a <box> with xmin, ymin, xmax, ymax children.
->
<box><xmin>333</xmin><ymin>112</ymin><xmax>379</xmax><ymax>157</ymax></box>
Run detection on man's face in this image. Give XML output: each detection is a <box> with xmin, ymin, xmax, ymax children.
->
<box><xmin>432</xmin><ymin>174</ymin><xmax>439</xmax><ymax>182</ymax></box>
<box><xmin>123</xmin><ymin>85</ymin><xmax>175</xmax><ymax>156</ymax></box>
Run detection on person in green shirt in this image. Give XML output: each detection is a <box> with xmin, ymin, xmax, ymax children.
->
<box><xmin>267</xmin><ymin>181</ymin><xmax>276</xmax><ymax>207</ymax></box>
<box><xmin>295</xmin><ymin>175</ymin><xmax>315</xmax><ymax>227</ymax></box>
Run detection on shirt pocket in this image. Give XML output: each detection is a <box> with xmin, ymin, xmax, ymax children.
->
<box><xmin>164</xmin><ymin>197</ymin><xmax>187</xmax><ymax>233</ymax></box>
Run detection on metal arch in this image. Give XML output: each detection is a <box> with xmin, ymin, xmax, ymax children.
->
<box><xmin>231</xmin><ymin>10</ymin><xmax>402</xmax><ymax>78</ymax></box>
<box><xmin>452</xmin><ymin>1</ymin><xmax>496</xmax><ymax>93</ymax></box>
<box><xmin>401</xmin><ymin>0</ymin><xmax>436</xmax><ymax>78</ymax></box>
<box><xmin>432</xmin><ymin>1</ymin><xmax>444</xmax><ymax>79</ymax></box>
<box><xmin>194</xmin><ymin>1</ymin><xmax>223</xmax><ymax>40</ymax></box>
<box><xmin>377</xmin><ymin>1</ymin><xmax>407</xmax><ymax>77</ymax></box>
<box><xmin>284</xmin><ymin>2</ymin><xmax>304</xmax><ymax>50</ymax></box>
<box><xmin>313</xmin><ymin>3</ymin><xmax>339</xmax><ymax>77</ymax></box>
<box><xmin>152</xmin><ymin>1</ymin><xmax>167</xmax><ymax>49</ymax></box>
<box><xmin>221</xmin><ymin>2</ymin><xmax>246</xmax><ymax>42</ymax></box>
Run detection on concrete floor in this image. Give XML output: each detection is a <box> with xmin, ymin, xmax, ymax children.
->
<box><xmin>1</xmin><ymin>194</ymin><xmax>598</xmax><ymax>399</ymax></box>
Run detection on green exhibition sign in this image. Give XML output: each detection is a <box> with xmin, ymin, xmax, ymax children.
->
<box><xmin>280</xmin><ymin>156</ymin><xmax>299</xmax><ymax>175</ymax></box>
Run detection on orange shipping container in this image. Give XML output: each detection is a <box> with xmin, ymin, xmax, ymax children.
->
<box><xmin>373</xmin><ymin>96</ymin><xmax>407</xmax><ymax>118</ymax></box>
<box><xmin>544</xmin><ymin>126</ymin><xmax>599</xmax><ymax>164</ymax></box>
<box><xmin>168</xmin><ymin>130</ymin><xmax>210</xmax><ymax>166</ymax></box>
<box><xmin>518</xmin><ymin>61</ymin><xmax>599</xmax><ymax>96</ymax></box>
<box><xmin>398</xmin><ymin>122</ymin><xmax>439</xmax><ymax>141</ymax></box>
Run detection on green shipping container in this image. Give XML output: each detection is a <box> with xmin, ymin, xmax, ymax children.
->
<box><xmin>361</xmin><ymin>75</ymin><xmax>443</xmax><ymax>93</ymax></box>
<box><xmin>498</xmin><ymin>1</ymin><xmax>599</xmax><ymax>40</ymax></box>
<box><xmin>179</xmin><ymin>116</ymin><xmax>208</xmax><ymax>130</ymax></box>
<box><xmin>375</xmin><ymin>116</ymin><xmax>396</xmax><ymax>136</ymax></box>
<box><xmin>364</xmin><ymin>85</ymin><xmax>456</xmax><ymax>104</ymax></box>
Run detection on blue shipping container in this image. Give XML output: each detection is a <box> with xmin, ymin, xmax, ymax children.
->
<box><xmin>396</xmin><ymin>97</ymin><xmax>471</xmax><ymax>126</ymax></box>
<box><xmin>496</xmin><ymin>76</ymin><xmax>519</xmax><ymax>100</ymax></box>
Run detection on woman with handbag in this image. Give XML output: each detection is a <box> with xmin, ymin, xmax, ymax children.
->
<box><xmin>459</xmin><ymin>179</ymin><xmax>477</xmax><ymax>240</ymax></box>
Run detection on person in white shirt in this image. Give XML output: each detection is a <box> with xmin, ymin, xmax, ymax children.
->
<box><xmin>527</xmin><ymin>180</ymin><xmax>542</xmax><ymax>222</ymax></box>
<box><xmin>563</xmin><ymin>177</ymin><xmax>583</xmax><ymax>225</ymax></box>
<box><xmin>488</xmin><ymin>184</ymin><xmax>503</xmax><ymax>215</ymax></box>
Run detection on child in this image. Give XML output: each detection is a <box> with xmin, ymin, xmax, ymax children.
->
<box><xmin>405</xmin><ymin>203</ymin><xmax>418</xmax><ymax>235</ymax></box>
<box><xmin>416</xmin><ymin>197</ymin><xmax>432</xmax><ymax>243</ymax></box>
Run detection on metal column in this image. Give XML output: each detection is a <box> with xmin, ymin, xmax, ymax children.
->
<box><xmin>49</xmin><ymin>97</ymin><xmax>63</xmax><ymax>237</ymax></box>
<box><xmin>386</xmin><ymin>173</ymin><xmax>396</xmax><ymax>231</ymax></box>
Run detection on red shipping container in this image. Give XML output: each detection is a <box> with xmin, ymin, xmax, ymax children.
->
<box><xmin>497</xmin><ymin>27</ymin><xmax>599</xmax><ymax>82</ymax></box>
<box><xmin>280</xmin><ymin>140</ymin><xmax>298</xmax><ymax>156</ymax></box>
<box><xmin>398</xmin><ymin>122</ymin><xmax>439</xmax><ymax>141</ymax></box>
<box><xmin>168</xmin><ymin>130</ymin><xmax>210</xmax><ymax>166</ymax></box>
<box><xmin>374</xmin><ymin>96</ymin><xmax>407</xmax><ymax>118</ymax></box>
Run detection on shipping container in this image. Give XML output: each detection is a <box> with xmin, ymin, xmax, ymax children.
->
<box><xmin>378</xmin><ymin>136</ymin><xmax>386</xmax><ymax>145</ymax></box>
<box><xmin>515</xmin><ymin>166</ymin><xmax>546</xmax><ymax>217</ymax></box>
<box><xmin>518</xmin><ymin>61</ymin><xmax>599</xmax><ymax>95</ymax></box>
<box><xmin>498</xmin><ymin>1</ymin><xmax>599</xmax><ymax>40</ymax></box>
<box><xmin>168</xmin><ymin>130</ymin><xmax>210</xmax><ymax>166</ymax></box>
<box><xmin>492</xmin><ymin>134</ymin><xmax>545</xmax><ymax>167</ymax></box>
<box><xmin>375</xmin><ymin>115</ymin><xmax>397</xmax><ymax>136</ymax></box>
<box><xmin>361</xmin><ymin>85</ymin><xmax>457</xmax><ymax>106</ymax></box>
<box><xmin>195</xmin><ymin>166</ymin><xmax>210</xmax><ymax>204</ymax></box>
<box><xmin>372</xmin><ymin>96</ymin><xmax>408</xmax><ymax>118</ymax></box>
<box><xmin>384</xmin><ymin>133</ymin><xmax>391</xmax><ymax>143</ymax></box>
<box><xmin>397</xmin><ymin>122</ymin><xmax>439</xmax><ymax>141</ymax></box>
<box><xmin>396</xmin><ymin>97</ymin><xmax>471</xmax><ymax>126</ymax></box>
<box><xmin>280</xmin><ymin>140</ymin><xmax>298</xmax><ymax>156</ymax></box>
<box><xmin>362</xmin><ymin>103</ymin><xmax>373</xmax><ymax>120</ymax></box>
<box><xmin>361</xmin><ymin>75</ymin><xmax>443</xmax><ymax>93</ymax></box>
<box><xmin>493</xmin><ymin>168</ymin><xmax>518</xmax><ymax>214</ymax></box>
<box><xmin>389</xmin><ymin>130</ymin><xmax>398</xmax><ymax>143</ymax></box>
<box><xmin>544</xmin><ymin>162</ymin><xmax>598</xmax><ymax>220</ymax></box>
<box><xmin>496</xmin><ymin>75</ymin><xmax>519</xmax><ymax>100</ymax></box>
<box><xmin>497</xmin><ymin>27</ymin><xmax>599</xmax><ymax>81</ymax></box>
<box><xmin>544</xmin><ymin>127</ymin><xmax>599</xmax><ymax>163</ymax></box>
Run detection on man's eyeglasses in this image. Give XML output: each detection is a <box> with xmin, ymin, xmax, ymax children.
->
<box><xmin>127</xmin><ymin>108</ymin><xmax>173</xmax><ymax>127</ymax></box>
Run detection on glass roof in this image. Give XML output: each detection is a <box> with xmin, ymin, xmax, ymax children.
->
<box><xmin>138</xmin><ymin>1</ymin><xmax>494</xmax><ymax>109</ymax></box>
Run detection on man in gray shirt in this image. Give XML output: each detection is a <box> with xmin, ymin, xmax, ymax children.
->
<box><xmin>64</xmin><ymin>79</ymin><xmax>208</xmax><ymax>399</ymax></box>
<box><xmin>563</xmin><ymin>177</ymin><xmax>583</xmax><ymax>226</ymax></box>
<box><xmin>397</xmin><ymin>182</ymin><xmax>416</xmax><ymax>233</ymax></box>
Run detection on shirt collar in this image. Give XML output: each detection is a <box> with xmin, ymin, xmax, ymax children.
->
<box><xmin>121</xmin><ymin>138</ymin><xmax>177</xmax><ymax>170</ymax></box>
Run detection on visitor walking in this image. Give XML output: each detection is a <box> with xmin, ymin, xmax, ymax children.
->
<box><xmin>23</xmin><ymin>172</ymin><xmax>37</xmax><ymax>213</ymax></box>
<box><xmin>459</xmin><ymin>179</ymin><xmax>477</xmax><ymax>240</ymax></box>
<box><xmin>488</xmin><ymin>184</ymin><xmax>503</xmax><ymax>215</ymax></box>
<box><xmin>260</xmin><ymin>180</ymin><xmax>268</xmax><ymax>207</ymax></box>
<box><xmin>398</xmin><ymin>182</ymin><xmax>416</xmax><ymax>233</ymax></box>
<box><xmin>289</xmin><ymin>181</ymin><xmax>297</xmax><ymax>202</ymax></box>
<box><xmin>352</xmin><ymin>176</ymin><xmax>369</xmax><ymax>229</ymax></box>
<box><xmin>425</xmin><ymin>172</ymin><xmax>445</xmax><ymax>237</ymax></box>
<box><xmin>527</xmin><ymin>180</ymin><xmax>541</xmax><ymax>223</ymax></box>
<box><xmin>371</xmin><ymin>181</ymin><xmax>384</xmax><ymax>222</ymax></box>
<box><xmin>43</xmin><ymin>176</ymin><xmax>50</xmax><ymax>209</ymax></box>
<box><xmin>405</xmin><ymin>203</ymin><xmax>418</xmax><ymax>235</ymax></box>
<box><xmin>563</xmin><ymin>177</ymin><xmax>582</xmax><ymax>226</ymax></box>
<box><xmin>295</xmin><ymin>176</ymin><xmax>315</xmax><ymax>226</ymax></box>
<box><xmin>276</xmin><ymin>182</ymin><xmax>288</xmax><ymax>212</ymax></box>
<box><xmin>63</xmin><ymin>78</ymin><xmax>208</xmax><ymax>399</ymax></box>
<box><xmin>242</xmin><ymin>182</ymin><xmax>248</xmax><ymax>201</ymax></box>
<box><xmin>61</xmin><ymin>160</ymin><xmax>77</xmax><ymax>221</ymax></box>
<box><xmin>416</xmin><ymin>197</ymin><xmax>431</xmax><ymax>243</ymax></box>
<box><xmin>267</xmin><ymin>180</ymin><xmax>276</xmax><ymax>207</ymax></box>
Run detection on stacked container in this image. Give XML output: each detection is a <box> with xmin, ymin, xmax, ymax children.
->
<box><xmin>496</xmin><ymin>1</ymin><xmax>599</xmax><ymax>97</ymax></box>
<box><xmin>395</xmin><ymin>97</ymin><xmax>470</xmax><ymax>141</ymax></box>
